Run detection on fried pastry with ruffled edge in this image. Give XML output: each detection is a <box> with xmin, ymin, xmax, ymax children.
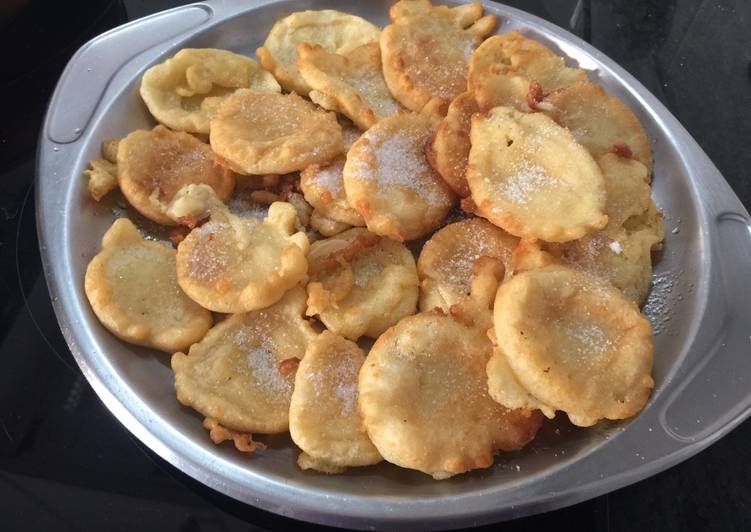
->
<box><xmin>466</xmin><ymin>106</ymin><xmax>607</xmax><ymax>242</ymax></box>
<box><xmin>425</xmin><ymin>91</ymin><xmax>479</xmax><ymax>197</ymax></box>
<box><xmin>140</xmin><ymin>48</ymin><xmax>280</xmax><ymax>134</ymax></box>
<box><xmin>417</xmin><ymin>218</ymin><xmax>518</xmax><ymax>312</ymax></box>
<box><xmin>539</xmin><ymin>81</ymin><xmax>653</xmax><ymax>174</ymax></box>
<box><xmin>301</xmin><ymin>156</ymin><xmax>365</xmax><ymax>227</ymax></box>
<box><xmin>298</xmin><ymin>42</ymin><xmax>402</xmax><ymax>130</ymax></box>
<box><xmin>116</xmin><ymin>125</ymin><xmax>235</xmax><ymax>225</ymax></box>
<box><xmin>210</xmin><ymin>90</ymin><xmax>343</xmax><ymax>175</ymax></box>
<box><xmin>309</xmin><ymin>209</ymin><xmax>352</xmax><ymax>237</ymax></box>
<box><xmin>555</xmin><ymin>212</ymin><xmax>665</xmax><ymax>305</ymax></box>
<box><xmin>468</xmin><ymin>31</ymin><xmax>586</xmax><ymax>112</ymax></box>
<box><xmin>492</xmin><ymin>265</ymin><xmax>654</xmax><ymax>427</ymax></box>
<box><xmin>84</xmin><ymin>218</ymin><xmax>212</xmax><ymax>352</ymax></box>
<box><xmin>359</xmin><ymin>258</ymin><xmax>542</xmax><ymax>479</ymax></box>
<box><xmin>172</xmin><ymin>286</ymin><xmax>316</xmax><ymax>434</ymax></box>
<box><xmin>305</xmin><ymin>228</ymin><xmax>419</xmax><ymax>341</ymax></box>
<box><xmin>174</xmin><ymin>185</ymin><xmax>309</xmax><ymax>313</ymax></box>
<box><xmin>380</xmin><ymin>0</ymin><xmax>496</xmax><ymax>115</ymax></box>
<box><xmin>547</xmin><ymin>154</ymin><xmax>663</xmax><ymax>305</ymax></box>
<box><xmin>343</xmin><ymin>112</ymin><xmax>455</xmax><ymax>241</ymax></box>
<box><xmin>202</xmin><ymin>417</ymin><xmax>266</xmax><ymax>453</ymax></box>
<box><xmin>257</xmin><ymin>10</ymin><xmax>380</xmax><ymax>95</ymax></box>
<box><xmin>289</xmin><ymin>331</ymin><xmax>382</xmax><ymax>473</ymax></box>
<box><xmin>85</xmin><ymin>159</ymin><xmax>118</xmax><ymax>201</ymax></box>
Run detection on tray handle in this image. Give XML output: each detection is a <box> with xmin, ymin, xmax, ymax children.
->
<box><xmin>656</xmin><ymin>144</ymin><xmax>751</xmax><ymax>445</ymax></box>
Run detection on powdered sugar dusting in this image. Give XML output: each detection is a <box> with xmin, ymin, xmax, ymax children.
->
<box><xmin>186</xmin><ymin>220</ymin><xmax>230</xmax><ymax>282</ymax></box>
<box><xmin>312</xmin><ymin>158</ymin><xmax>345</xmax><ymax>195</ymax></box>
<box><xmin>306</xmin><ymin>353</ymin><xmax>360</xmax><ymax>417</ymax></box>
<box><xmin>349</xmin><ymin>124</ymin><xmax>442</xmax><ymax>204</ymax></box>
<box><xmin>231</xmin><ymin>323</ymin><xmax>291</xmax><ymax>397</ymax></box>
<box><xmin>500</xmin><ymin>159</ymin><xmax>552</xmax><ymax>204</ymax></box>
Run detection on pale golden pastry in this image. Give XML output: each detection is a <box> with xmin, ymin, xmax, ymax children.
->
<box><xmin>84</xmin><ymin>218</ymin><xmax>212</xmax><ymax>352</ymax></box>
<box><xmin>172</xmin><ymin>287</ymin><xmax>316</xmax><ymax>434</ymax></box>
<box><xmin>468</xmin><ymin>31</ymin><xmax>586</xmax><ymax>112</ymax></box>
<box><xmin>309</xmin><ymin>209</ymin><xmax>352</xmax><ymax>237</ymax></box>
<box><xmin>425</xmin><ymin>91</ymin><xmax>478</xmax><ymax>197</ymax></box>
<box><xmin>85</xmin><ymin>159</ymin><xmax>118</xmax><ymax>201</ymax></box>
<box><xmin>298</xmin><ymin>42</ymin><xmax>402</xmax><ymax>130</ymax></box>
<box><xmin>210</xmin><ymin>90</ymin><xmax>344</xmax><ymax>175</ymax></box>
<box><xmin>305</xmin><ymin>228</ymin><xmax>419</xmax><ymax>341</ymax></box>
<box><xmin>486</xmin><ymin>347</ymin><xmax>556</xmax><ymax>418</ymax></box>
<box><xmin>257</xmin><ymin>9</ymin><xmax>380</xmax><ymax>95</ymax></box>
<box><xmin>417</xmin><ymin>218</ymin><xmax>518</xmax><ymax>312</ymax></box>
<box><xmin>380</xmin><ymin>0</ymin><xmax>496</xmax><ymax>114</ymax></box>
<box><xmin>343</xmin><ymin>112</ymin><xmax>455</xmax><ymax>241</ymax></box>
<box><xmin>540</xmin><ymin>81</ymin><xmax>653</xmax><ymax>174</ymax></box>
<box><xmin>175</xmin><ymin>191</ymin><xmax>309</xmax><ymax>313</ymax></box>
<box><xmin>301</xmin><ymin>155</ymin><xmax>365</xmax><ymax>227</ymax></box>
<box><xmin>100</xmin><ymin>139</ymin><xmax>119</xmax><ymax>163</ymax></box>
<box><xmin>466</xmin><ymin>106</ymin><xmax>607</xmax><ymax>242</ymax></box>
<box><xmin>117</xmin><ymin>125</ymin><xmax>235</xmax><ymax>225</ymax></box>
<box><xmin>140</xmin><ymin>48</ymin><xmax>280</xmax><ymax>134</ymax></box>
<box><xmin>552</xmin><ymin>154</ymin><xmax>662</xmax><ymax>305</ymax></box>
<box><xmin>492</xmin><ymin>265</ymin><xmax>654</xmax><ymax>427</ymax></box>
<box><xmin>202</xmin><ymin>417</ymin><xmax>265</xmax><ymax>453</ymax></box>
<box><xmin>359</xmin><ymin>259</ymin><xmax>542</xmax><ymax>479</ymax></box>
<box><xmin>289</xmin><ymin>331</ymin><xmax>382</xmax><ymax>473</ymax></box>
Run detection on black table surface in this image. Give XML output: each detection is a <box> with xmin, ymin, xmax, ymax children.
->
<box><xmin>1</xmin><ymin>0</ymin><xmax>750</xmax><ymax>530</ymax></box>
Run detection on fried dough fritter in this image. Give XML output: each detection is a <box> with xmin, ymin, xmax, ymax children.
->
<box><xmin>84</xmin><ymin>218</ymin><xmax>212</xmax><ymax>352</ymax></box>
<box><xmin>417</xmin><ymin>218</ymin><xmax>518</xmax><ymax>312</ymax></box>
<box><xmin>117</xmin><ymin>125</ymin><xmax>235</xmax><ymax>225</ymax></box>
<box><xmin>305</xmin><ymin>228</ymin><xmax>419</xmax><ymax>341</ymax></box>
<box><xmin>343</xmin><ymin>112</ymin><xmax>455</xmax><ymax>241</ymax></box>
<box><xmin>359</xmin><ymin>260</ymin><xmax>542</xmax><ymax>479</ymax></box>
<box><xmin>466</xmin><ymin>106</ymin><xmax>607</xmax><ymax>242</ymax></box>
<box><xmin>540</xmin><ymin>80</ymin><xmax>653</xmax><ymax>174</ymax></box>
<box><xmin>172</xmin><ymin>286</ymin><xmax>316</xmax><ymax>434</ymax></box>
<box><xmin>468</xmin><ymin>31</ymin><xmax>586</xmax><ymax>112</ymax></box>
<box><xmin>492</xmin><ymin>265</ymin><xmax>654</xmax><ymax>427</ymax></box>
<box><xmin>174</xmin><ymin>187</ymin><xmax>309</xmax><ymax>313</ymax></box>
<box><xmin>210</xmin><ymin>90</ymin><xmax>344</xmax><ymax>175</ymax></box>
<box><xmin>289</xmin><ymin>331</ymin><xmax>382</xmax><ymax>473</ymax></box>
<box><xmin>140</xmin><ymin>48</ymin><xmax>280</xmax><ymax>134</ymax></box>
<box><xmin>425</xmin><ymin>91</ymin><xmax>479</xmax><ymax>197</ymax></box>
<box><xmin>380</xmin><ymin>0</ymin><xmax>496</xmax><ymax>115</ymax></box>
<box><xmin>298</xmin><ymin>42</ymin><xmax>402</xmax><ymax>130</ymax></box>
<box><xmin>257</xmin><ymin>9</ymin><xmax>380</xmax><ymax>95</ymax></box>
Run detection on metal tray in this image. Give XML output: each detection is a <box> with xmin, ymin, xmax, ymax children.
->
<box><xmin>36</xmin><ymin>0</ymin><xmax>751</xmax><ymax>529</ymax></box>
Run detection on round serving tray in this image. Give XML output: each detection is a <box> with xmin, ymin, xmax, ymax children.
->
<box><xmin>36</xmin><ymin>0</ymin><xmax>751</xmax><ymax>529</ymax></box>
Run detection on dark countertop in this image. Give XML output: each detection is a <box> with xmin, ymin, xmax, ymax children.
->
<box><xmin>1</xmin><ymin>1</ymin><xmax>749</xmax><ymax>530</ymax></box>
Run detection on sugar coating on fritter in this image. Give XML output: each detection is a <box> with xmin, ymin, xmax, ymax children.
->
<box><xmin>305</xmin><ymin>228</ymin><xmax>419</xmax><ymax>341</ymax></box>
<box><xmin>381</xmin><ymin>0</ymin><xmax>496</xmax><ymax>114</ymax></box>
<box><xmin>290</xmin><ymin>331</ymin><xmax>382</xmax><ymax>473</ymax></box>
<box><xmin>210</xmin><ymin>90</ymin><xmax>344</xmax><ymax>175</ymax></box>
<box><xmin>172</xmin><ymin>286</ymin><xmax>316</xmax><ymax>434</ymax></box>
<box><xmin>466</xmin><ymin>106</ymin><xmax>607</xmax><ymax>242</ymax></box>
<box><xmin>343</xmin><ymin>112</ymin><xmax>455</xmax><ymax>241</ymax></box>
<box><xmin>417</xmin><ymin>218</ymin><xmax>518</xmax><ymax>312</ymax></box>
<box><xmin>491</xmin><ymin>265</ymin><xmax>654</xmax><ymax>427</ymax></box>
<box><xmin>117</xmin><ymin>125</ymin><xmax>235</xmax><ymax>225</ymax></box>
<box><xmin>175</xmin><ymin>186</ymin><xmax>309</xmax><ymax>313</ymax></box>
